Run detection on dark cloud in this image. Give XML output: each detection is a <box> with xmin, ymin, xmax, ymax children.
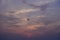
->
<box><xmin>0</xmin><ymin>32</ymin><xmax>60</xmax><ymax>40</ymax></box>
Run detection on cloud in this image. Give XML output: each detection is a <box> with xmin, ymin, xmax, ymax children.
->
<box><xmin>23</xmin><ymin>0</ymin><xmax>55</xmax><ymax>5</ymax></box>
<box><xmin>15</xmin><ymin>8</ymin><xmax>39</xmax><ymax>14</ymax></box>
<box><xmin>0</xmin><ymin>32</ymin><xmax>60</xmax><ymax>40</ymax></box>
<box><xmin>0</xmin><ymin>0</ymin><xmax>60</xmax><ymax>40</ymax></box>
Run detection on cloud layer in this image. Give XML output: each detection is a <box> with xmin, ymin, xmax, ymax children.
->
<box><xmin>0</xmin><ymin>0</ymin><xmax>60</xmax><ymax>40</ymax></box>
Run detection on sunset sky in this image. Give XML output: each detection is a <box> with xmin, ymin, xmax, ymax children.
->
<box><xmin>0</xmin><ymin>0</ymin><xmax>60</xmax><ymax>40</ymax></box>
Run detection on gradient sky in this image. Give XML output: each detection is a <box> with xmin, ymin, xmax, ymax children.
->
<box><xmin>0</xmin><ymin>0</ymin><xmax>60</xmax><ymax>40</ymax></box>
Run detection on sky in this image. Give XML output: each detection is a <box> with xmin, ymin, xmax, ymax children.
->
<box><xmin>0</xmin><ymin>0</ymin><xmax>60</xmax><ymax>40</ymax></box>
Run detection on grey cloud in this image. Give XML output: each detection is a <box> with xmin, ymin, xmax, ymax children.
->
<box><xmin>0</xmin><ymin>32</ymin><xmax>60</xmax><ymax>40</ymax></box>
